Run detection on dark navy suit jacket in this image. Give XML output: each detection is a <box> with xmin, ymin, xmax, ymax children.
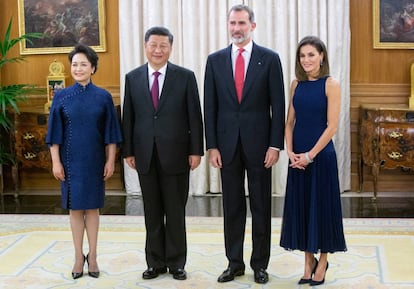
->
<box><xmin>204</xmin><ymin>43</ymin><xmax>285</xmax><ymax>165</ymax></box>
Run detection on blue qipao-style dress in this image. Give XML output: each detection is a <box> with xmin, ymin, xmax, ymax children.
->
<box><xmin>280</xmin><ymin>77</ymin><xmax>347</xmax><ymax>254</ymax></box>
<box><xmin>46</xmin><ymin>82</ymin><xmax>122</xmax><ymax>210</ymax></box>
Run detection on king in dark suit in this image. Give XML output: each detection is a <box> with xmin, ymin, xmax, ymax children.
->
<box><xmin>204</xmin><ymin>5</ymin><xmax>285</xmax><ymax>284</ymax></box>
<box><xmin>122</xmin><ymin>27</ymin><xmax>204</xmax><ymax>281</ymax></box>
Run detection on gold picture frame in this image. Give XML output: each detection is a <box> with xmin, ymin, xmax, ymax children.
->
<box><xmin>373</xmin><ymin>0</ymin><xmax>414</xmax><ymax>49</ymax></box>
<box><xmin>18</xmin><ymin>0</ymin><xmax>107</xmax><ymax>55</ymax></box>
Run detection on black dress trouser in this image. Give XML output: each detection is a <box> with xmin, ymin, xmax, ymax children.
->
<box><xmin>220</xmin><ymin>140</ymin><xmax>272</xmax><ymax>270</ymax></box>
<box><xmin>138</xmin><ymin>145</ymin><xmax>189</xmax><ymax>270</ymax></box>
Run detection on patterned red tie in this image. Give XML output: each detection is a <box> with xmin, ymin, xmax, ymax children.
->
<box><xmin>234</xmin><ymin>48</ymin><xmax>245</xmax><ymax>103</ymax></box>
<box><xmin>151</xmin><ymin>71</ymin><xmax>161</xmax><ymax>109</ymax></box>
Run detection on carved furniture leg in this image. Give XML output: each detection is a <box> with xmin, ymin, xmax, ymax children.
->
<box><xmin>358</xmin><ymin>153</ymin><xmax>364</xmax><ymax>192</ymax></box>
<box><xmin>371</xmin><ymin>163</ymin><xmax>380</xmax><ymax>201</ymax></box>
<box><xmin>11</xmin><ymin>163</ymin><xmax>19</xmax><ymax>199</ymax></box>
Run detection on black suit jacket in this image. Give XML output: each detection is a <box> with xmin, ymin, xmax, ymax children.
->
<box><xmin>122</xmin><ymin>62</ymin><xmax>204</xmax><ymax>174</ymax></box>
<box><xmin>204</xmin><ymin>43</ymin><xmax>285</xmax><ymax>165</ymax></box>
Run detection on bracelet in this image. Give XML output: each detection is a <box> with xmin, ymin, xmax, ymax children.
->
<box><xmin>305</xmin><ymin>152</ymin><xmax>313</xmax><ymax>163</ymax></box>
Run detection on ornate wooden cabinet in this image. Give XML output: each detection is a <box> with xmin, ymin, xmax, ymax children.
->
<box><xmin>359</xmin><ymin>105</ymin><xmax>414</xmax><ymax>199</ymax></box>
<box><xmin>13</xmin><ymin>107</ymin><xmax>51</xmax><ymax>194</ymax></box>
<box><xmin>11</xmin><ymin>104</ymin><xmax>123</xmax><ymax>195</ymax></box>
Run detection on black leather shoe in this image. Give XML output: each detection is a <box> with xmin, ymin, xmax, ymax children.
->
<box><xmin>169</xmin><ymin>268</ymin><xmax>187</xmax><ymax>280</ymax></box>
<box><xmin>298</xmin><ymin>277</ymin><xmax>311</xmax><ymax>284</ymax></box>
<box><xmin>72</xmin><ymin>255</ymin><xmax>86</xmax><ymax>279</ymax></box>
<box><xmin>310</xmin><ymin>262</ymin><xmax>329</xmax><ymax>286</ymax></box>
<box><xmin>217</xmin><ymin>267</ymin><xmax>245</xmax><ymax>283</ymax></box>
<box><xmin>142</xmin><ymin>267</ymin><xmax>167</xmax><ymax>279</ymax></box>
<box><xmin>72</xmin><ymin>271</ymin><xmax>83</xmax><ymax>279</ymax></box>
<box><xmin>86</xmin><ymin>254</ymin><xmax>100</xmax><ymax>278</ymax></box>
<box><xmin>254</xmin><ymin>268</ymin><xmax>269</xmax><ymax>284</ymax></box>
<box><xmin>298</xmin><ymin>257</ymin><xmax>318</xmax><ymax>284</ymax></box>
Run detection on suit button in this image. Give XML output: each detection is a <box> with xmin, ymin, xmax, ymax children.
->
<box><xmin>154</xmin><ymin>116</ymin><xmax>158</xmax><ymax>119</ymax></box>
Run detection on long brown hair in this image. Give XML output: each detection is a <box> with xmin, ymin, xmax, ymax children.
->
<box><xmin>295</xmin><ymin>36</ymin><xmax>330</xmax><ymax>81</ymax></box>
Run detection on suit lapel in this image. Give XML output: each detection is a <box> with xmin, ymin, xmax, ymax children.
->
<box><xmin>242</xmin><ymin>43</ymin><xmax>262</xmax><ymax>101</ymax></box>
<box><xmin>222</xmin><ymin>46</ymin><xmax>239</xmax><ymax>104</ymax></box>
<box><xmin>158</xmin><ymin>62</ymin><xmax>176</xmax><ymax>110</ymax></box>
<box><xmin>138</xmin><ymin>64</ymin><xmax>153</xmax><ymax>109</ymax></box>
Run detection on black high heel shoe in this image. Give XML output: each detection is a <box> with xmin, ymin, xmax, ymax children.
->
<box><xmin>86</xmin><ymin>254</ymin><xmax>100</xmax><ymax>278</ymax></box>
<box><xmin>72</xmin><ymin>255</ymin><xmax>86</xmax><ymax>279</ymax></box>
<box><xmin>310</xmin><ymin>261</ymin><xmax>329</xmax><ymax>286</ymax></box>
<box><xmin>298</xmin><ymin>257</ymin><xmax>318</xmax><ymax>284</ymax></box>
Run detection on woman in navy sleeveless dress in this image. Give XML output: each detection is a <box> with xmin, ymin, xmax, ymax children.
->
<box><xmin>280</xmin><ymin>36</ymin><xmax>346</xmax><ymax>286</ymax></box>
<box><xmin>46</xmin><ymin>44</ymin><xmax>122</xmax><ymax>279</ymax></box>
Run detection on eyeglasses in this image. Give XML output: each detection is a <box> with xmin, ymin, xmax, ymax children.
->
<box><xmin>146</xmin><ymin>42</ymin><xmax>171</xmax><ymax>51</ymax></box>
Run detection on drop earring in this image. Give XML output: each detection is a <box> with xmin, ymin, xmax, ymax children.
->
<box><xmin>320</xmin><ymin>60</ymin><xmax>323</xmax><ymax>67</ymax></box>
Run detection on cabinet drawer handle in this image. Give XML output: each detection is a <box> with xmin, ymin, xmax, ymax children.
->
<box><xmin>24</xmin><ymin>152</ymin><xmax>37</xmax><ymax>160</ymax></box>
<box><xmin>387</xmin><ymin>151</ymin><xmax>403</xmax><ymax>160</ymax></box>
<box><xmin>388</xmin><ymin>131</ymin><xmax>403</xmax><ymax>139</ymax></box>
<box><xmin>23</xmin><ymin>132</ymin><xmax>35</xmax><ymax>140</ymax></box>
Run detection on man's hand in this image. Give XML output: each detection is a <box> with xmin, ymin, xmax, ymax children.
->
<box><xmin>125</xmin><ymin>156</ymin><xmax>136</xmax><ymax>169</ymax></box>
<box><xmin>208</xmin><ymin>148</ymin><xmax>222</xmax><ymax>168</ymax></box>
<box><xmin>189</xmin><ymin>155</ymin><xmax>201</xmax><ymax>170</ymax></box>
<box><xmin>264</xmin><ymin>148</ymin><xmax>279</xmax><ymax>168</ymax></box>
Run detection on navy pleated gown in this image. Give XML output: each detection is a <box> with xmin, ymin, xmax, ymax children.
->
<box><xmin>280</xmin><ymin>77</ymin><xmax>347</xmax><ymax>253</ymax></box>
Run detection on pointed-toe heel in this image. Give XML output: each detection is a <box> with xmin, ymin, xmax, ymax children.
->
<box><xmin>298</xmin><ymin>277</ymin><xmax>312</xmax><ymax>284</ymax></box>
<box><xmin>86</xmin><ymin>254</ymin><xmax>100</xmax><ymax>278</ymax></box>
<box><xmin>310</xmin><ymin>261</ymin><xmax>329</xmax><ymax>286</ymax></box>
<box><xmin>88</xmin><ymin>271</ymin><xmax>100</xmax><ymax>278</ymax></box>
<box><xmin>72</xmin><ymin>272</ymin><xmax>83</xmax><ymax>279</ymax></box>
<box><xmin>298</xmin><ymin>257</ymin><xmax>318</xmax><ymax>285</ymax></box>
<box><xmin>72</xmin><ymin>255</ymin><xmax>86</xmax><ymax>279</ymax></box>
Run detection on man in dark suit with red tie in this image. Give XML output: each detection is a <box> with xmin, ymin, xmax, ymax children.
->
<box><xmin>122</xmin><ymin>26</ymin><xmax>204</xmax><ymax>281</ymax></box>
<box><xmin>204</xmin><ymin>5</ymin><xmax>285</xmax><ymax>284</ymax></box>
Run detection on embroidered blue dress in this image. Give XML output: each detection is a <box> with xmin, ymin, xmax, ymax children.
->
<box><xmin>46</xmin><ymin>82</ymin><xmax>122</xmax><ymax>210</ymax></box>
<box><xmin>280</xmin><ymin>77</ymin><xmax>347</xmax><ymax>253</ymax></box>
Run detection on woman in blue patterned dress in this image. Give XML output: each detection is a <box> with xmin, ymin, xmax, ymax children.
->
<box><xmin>46</xmin><ymin>44</ymin><xmax>122</xmax><ymax>279</ymax></box>
<box><xmin>280</xmin><ymin>36</ymin><xmax>347</xmax><ymax>286</ymax></box>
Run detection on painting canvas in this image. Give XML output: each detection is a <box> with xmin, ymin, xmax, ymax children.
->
<box><xmin>18</xmin><ymin>0</ymin><xmax>106</xmax><ymax>54</ymax></box>
<box><xmin>373</xmin><ymin>0</ymin><xmax>414</xmax><ymax>49</ymax></box>
<box><xmin>47</xmin><ymin>79</ymin><xmax>65</xmax><ymax>101</ymax></box>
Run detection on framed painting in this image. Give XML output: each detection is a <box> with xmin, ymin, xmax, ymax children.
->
<box><xmin>46</xmin><ymin>78</ymin><xmax>65</xmax><ymax>103</ymax></box>
<box><xmin>373</xmin><ymin>0</ymin><xmax>414</xmax><ymax>49</ymax></box>
<box><xmin>17</xmin><ymin>0</ymin><xmax>107</xmax><ymax>55</ymax></box>
<box><xmin>45</xmin><ymin>60</ymin><xmax>67</xmax><ymax>111</ymax></box>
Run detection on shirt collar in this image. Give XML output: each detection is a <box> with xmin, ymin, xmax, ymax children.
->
<box><xmin>232</xmin><ymin>40</ymin><xmax>253</xmax><ymax>55</ymax></box>
<box><xmin>148</xmin><ymin>63</ymin><xmax>167</xmax><ymax>76</ymax></box>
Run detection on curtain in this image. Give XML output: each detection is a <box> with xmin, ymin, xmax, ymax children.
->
<box><xmin>119</xmin><ymin>0</ymin><xmax>350</xmax><ymax>195</ymax></box>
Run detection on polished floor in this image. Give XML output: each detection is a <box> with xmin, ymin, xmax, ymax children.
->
<box><xmin>1</xmin><ymin>191</ymin><xmax>414</xmax><ymax>217</ymax></box>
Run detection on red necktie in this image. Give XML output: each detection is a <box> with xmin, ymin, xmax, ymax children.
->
<box><xmin>151</xmin><ymin>71</ymin><xmax>160</xmax><ymax>109</ymax></box>
<box><xmin>234</xmin><ymin>48</ymin><xmax>245</xmax><ymax>103</ymax></box>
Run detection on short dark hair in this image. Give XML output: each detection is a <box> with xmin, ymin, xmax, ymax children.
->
<box><xmin>228</xmin><ymin>4</ymin><xmax>255</xmax><ymax>23</ymax></box>
<box><xmin>144</xmin><ymin>26</ymin><xmax>173</xmax><ymax>44</ymax></box>
<box><xmin>295</xmin><ymin>35</ymin><xmax>330</xmax><ymax>81</ymax></box>
<box><xmin>68</xmin><ymin>43</ymin><xmax>99</xmax><ymax>73</ymax></box>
